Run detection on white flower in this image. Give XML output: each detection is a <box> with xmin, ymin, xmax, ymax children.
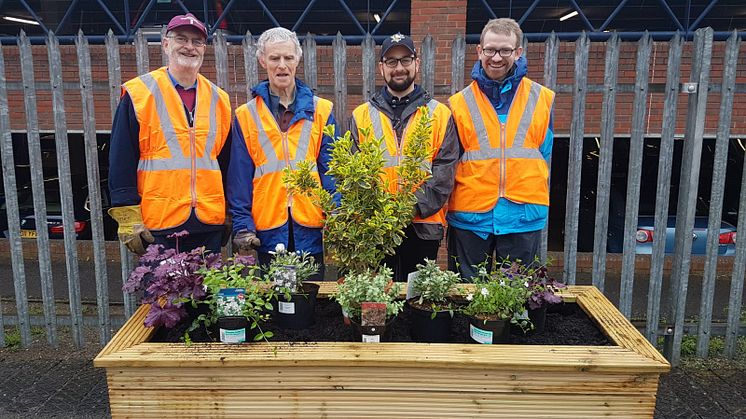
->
<box><xmin>524</xmin><ymin>281</ymin><xmax>529</xmax><ymax>288</ymax></box>
<box><xmin>499</xmin><ymin>280</ymin><xmax>505</xmax><ymax>286</ymax></box>
<box><xmin>275</xmin><ymin>243</ymin><xmax>286</xmax><ymax>253</ymax></box>
<box><xmin>466</xmin><ymin>293</ymin><xmax>474</xmax><ymax>301</ymax></box>
<box><xmin>480</xmin><ymin>287</ymin><xmax>489</xmax><ymax>296</ymax></box>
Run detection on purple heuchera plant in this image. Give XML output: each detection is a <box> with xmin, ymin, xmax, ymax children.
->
<box><xmin>499</xmin><ymin>262</ymin><xmax>566</xmax><ymax>311</ymax></box>
<box><xmin>123</xmin><ymin>237</ymin><xmax>256</xmax><ymax>328</ymax></box>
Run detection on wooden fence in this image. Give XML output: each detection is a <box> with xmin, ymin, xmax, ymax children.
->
<box><xmin>0</xmin><ymin>28</ymin><xmax>744</xmax><ymax>366</ymax></box>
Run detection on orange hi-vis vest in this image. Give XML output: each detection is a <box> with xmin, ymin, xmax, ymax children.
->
<box><xmin>352</xmin><ymin>99</ymin><xmax>451</xmax><ymax>227</ymax></box>
<box><xmin>448</xmin><ymin>78</ymin><xmax>554</xmax><ymax>212</ymax></box>
<box><xmin>234</xmin><ymin>95</ymin><xmax>333</xmax><ymax>231</ymax></box>
<box><xmin>123</xmin><ymin>67</ymin><xmax>231</xmax><ymax>230</ymax></box>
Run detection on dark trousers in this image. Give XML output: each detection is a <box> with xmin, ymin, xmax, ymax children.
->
<box><xmin>382</xmin><ymin>225</ymin><xmax>441</xmax><ymax>282</ymax></box>
<box><xmin>152</xmin><ymin>230</ymin><xmax>222</xmax><ymax>255</ymax></box>
<box><xmin>447</xmin><ymin>226</ymin><xmax>541</xmax><ymax>280</ymax></box>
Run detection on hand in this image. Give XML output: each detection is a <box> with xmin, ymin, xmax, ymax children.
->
<box><xmin>233</xmin><ymin>229</ymin><xmax>261</xmax><ymax>252</ymax></box>
<box><xmin>108</xmin><ymin>205</ymin><xmax>155</xmax><ymax>255</ymax></box>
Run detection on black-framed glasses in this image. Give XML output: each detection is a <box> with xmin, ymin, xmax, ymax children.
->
<box><xmin>168</xmin><ymin>35</ymin><xmax>207</xmax><ymax>48</ymax></box>
<box><xmin>481</xmin><ymin>47</ymin><xmax>515</xmax><ymax>58</ymax></box>
<box><xmin>382</xmin><ymin>56</ymin><xmax>415</xmax><ymax>68</ymax></box>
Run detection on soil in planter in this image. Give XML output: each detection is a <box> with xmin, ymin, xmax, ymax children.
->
<box><xmin>151</xmin><ymin>300</ymin><xmax>610</xmax><ymax>346</ymax></box>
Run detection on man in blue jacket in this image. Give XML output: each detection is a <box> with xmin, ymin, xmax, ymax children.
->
<box><xmin>227</xmin><ymin>27</ymin><xmax>338</xmax><ymax>280</ymax></box>
<box><xmin>448</xmin><ymin>18</ymin><xmax>555</xmax><ymax>279</ymax></box>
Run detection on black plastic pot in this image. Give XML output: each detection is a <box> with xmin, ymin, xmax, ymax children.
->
<box><xmin>511</xmin><ymin>305</ymin><xmax>548</xmax><ymax>335</ymax></box>
<box><xmin>407</xmin><ymin>300</ymin><xmax>453</xmax><ymax>343</ymax></box>
<box><xmin>272</xmin><ymin>283</ymin><xmax>320</xmax><ymax>329</ymax></box>
<box><xmin>349</xmin><ymin>315</ymin><xmax>397</xmax><ymax>343</ymax></box>
<box><xmin>468</xmin><ymin>316</ymin><xmax>510</xmax><ymax>344</ymax></box>
<box><xmin>217</xmin><ymin>316</ymin><xmax>249</xmax><ymax>343</ymax></box>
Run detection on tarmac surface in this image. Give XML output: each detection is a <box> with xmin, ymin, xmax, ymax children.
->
<box><xmin>0</xmin><ymin>333</ymin><xmax>744</xmax><ymax>418</ymax></box>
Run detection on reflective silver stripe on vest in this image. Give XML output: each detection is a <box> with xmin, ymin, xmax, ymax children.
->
<box><xmin>459</xmin><ymin>81</ymin><xmax>543</xmax><ymax>163</ymax></box>
<box><xmin>137</xmin><ymin>73</ymin><xmax>220</xmax><ymax>172</ymax></box>
<box><xmin>250</xmin><ymin>97</ymin><xmax>319</xmax><ymax>178</ymax></box>
<box><xmin>371</xmin><ymin>99</ymin><xmax>440</xmax><ymax>169</ymax></box>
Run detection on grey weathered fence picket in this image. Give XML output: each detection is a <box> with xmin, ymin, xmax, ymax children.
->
<box><xmin>0</xmin><ymin>29</ymin><xmax>743</xmax><ymax>366</ymax></box>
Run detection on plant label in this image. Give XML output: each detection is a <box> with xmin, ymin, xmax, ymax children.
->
<box><xmin>278</xmin><ymin>301</ymin><xmax>296</xmax><ymax>315</ymax></box>
<box><xmin>220</xmin><ymin>327</ymin><xmax>246</xmax><ymax>344</ymax></box>
<box><xmin>361</xmin><ymin>302</ymin><xmax>386</xmax><ymax>326</ymax></box>
<box><xmin>405</xmin><ymin>271</ymin><xmax>418</xmax><ymax>300</ymax></box>
<box><xmin>469</xmin><ymin>324</ymin><xmax>493</xmax><ymax>344</ymax></box>
<box><xmin>217</xmin><ymin>288</ymin><xmax>246</xmax><ymax>317</ymax></box>
<box><xmin>362</xmin><ymin>334</ymin><xmax>381</xmax><ymax>343</ymax></box>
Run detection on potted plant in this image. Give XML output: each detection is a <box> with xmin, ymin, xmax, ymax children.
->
<box><xmin>333</xmin><ymin>266</ymin><xmax>404</xmax><ymax>342</ymax></box>
<box><xmin>407</xmin><ymin>259</ymin><xmax>461</xmax><ymax>342</ymax></box>
<box><xmin>462</xmin><ymin>264</ymin><xmax>532</xmax><ymax>344</ymax></box>
<box><xmin>266</xmin><ymin>243</ymin><xmax>321</xmax><ymax>329</ymax></box>
<box><xmin>192</xmin><ymin>255</ymin><xmax>276</xmax><ymax>343</ymax></box>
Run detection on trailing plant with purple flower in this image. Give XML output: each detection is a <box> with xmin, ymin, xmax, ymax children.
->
<box><xmin>500</xmin><ymin>260</ymin><xmax>566</xmax><ymax>310</ymax></box>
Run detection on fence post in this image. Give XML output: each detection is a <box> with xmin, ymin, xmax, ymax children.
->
<box><xmin>135</xmin><ymin>29</ymin><xmax>150</xmax><ymax>75</ymax></box>
<box><xmin>333</xmin><ymin>32</ymin><xmax>348</xmax><ymax>133</ymax></box>
<box><xmin>698</xmin><ymin>30</ymin><xmax>740</xmax><ymax>357</ymax></box>
<box><xmin>303</xmin><ymin>34</ymin><xmax>317</xmax><ymax>93</ymax></box>
<box><xmin>214</xmin><ymin>30</ymin><xmax>228</xmax><ymax>91</ymax></box>
<box><xmin>591</xmin><ymin>33</ymin><xmax>620</xmax><ymax>294</ymax></box>
<box><xmin>562</xmin><ymin>32</ymin><xmax>589</xmax><ymax>285</ymax></box>
<box><xmin>666</xmin><ymin>27</ymin><xmax>714</xmax><ymax>366</ymax></box>
<box><xmin>619</xmin><ymin>32</ymin><xmax>652</xmax><ymax>318</ymax></box>
<box><xmin>77</xmin><ymin>30</ymin><xmax>111</xmax><ymax>345</ymax></box>
<box><xmin>450</xmin><ymin>34</ymin><xmax>466</xmax><ymax>95</ymax></box>
<box><xmin>540</xmin><ymin>32</ymin><xmax>558</xmax><ymax>263</ymax></box>
<box><xmin>243</xmin><ymin>31</ymin><xmax>258</xmax><ymax>96</ymax></box>
<box><xmin>361</xmin><ymin>33</ymin><xmax>376</xmax><ymax>102</ymax></box>
<box><xmin>724</xmin><ymin>34</ymin><xmax>746</xmax><ymax>359</ymax></box>
<box><xmin>160</xmin><ymin>25</ymin><xmax>168</xmax><ymax>66</ymax></box>
<box><xmin>19</xmin><ymin>30</ymin><xmax>54</xmax><ymax>348</ymax></box>
<box><xmin>420</xmin><ymin>34</ymin><xmax>435</xmax><ymax>96</ymax></box>
<box><xmin>646</xmin><ymin>34</ymin><xmax>683</xmax><ymax>345</ymax></box>
<box><xmin>0</xmin><ymin>40</ymin><xmax>27</xmax><ymax>348</ymax></box>
<box><xmin>106</xmin><ymin>29</ymin><xmax>137</xmax><ymax>319</ymax></box>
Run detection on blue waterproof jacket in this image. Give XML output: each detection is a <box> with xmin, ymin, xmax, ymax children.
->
<box><xmin>446</xmin><ymin>57</ymin><xmax>554</xmax><ymax>239</ymax></box>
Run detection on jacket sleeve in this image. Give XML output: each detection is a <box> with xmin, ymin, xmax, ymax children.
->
<box><xmin>226</xmin><ymin>117</ymin><xmax>257</xmax><ymax>233</ymax></box>
<box><xmin>318</xmin><ymin>112</ymin><xmax>340</xmax><ymax>204</ymax></box>
<box><xmin>540</xmin><ymin>111</ymin><xmax>554</xmax><ymax>162</ymax></box>
<box><xmin>414</xmin><ymin>116</ymin><xmax>459</xmax><ymax>219</ymax></box>
<box><xmin>108</xmin><ymin>92</ymin><xmax>142</xmax><ymax>207</ymax></box>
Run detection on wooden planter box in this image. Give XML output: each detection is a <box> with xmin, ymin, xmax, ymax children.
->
<box><xmin>95</xmin><ymin>285</ymin><xmax>670</xmax><ymax>418</ymax></box>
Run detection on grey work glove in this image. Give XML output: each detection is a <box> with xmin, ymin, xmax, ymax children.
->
<box><xmin>232</xmin><ymin>229</ymin><xmax>261</xmax><ymax>252</ymax></box>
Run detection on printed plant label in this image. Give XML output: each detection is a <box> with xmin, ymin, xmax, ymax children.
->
<box><xmin>470</xmin><ymin>324</ymin><xmax>493</xmax><ymax>344</ymax></box>
<box><xmin>220</xmin><ymin>327</ymin><xmax>246</xmax><ymax>344</ymax></box>
<box><xmin>217</xmin><ymin>288</ymin><xmax>246</xmax><ymax>317</ymax></box>
<box><xmin>279</xmin><ymin>301</ymin><xmax>296</xmax><ymax>315</ymax></box>
<box><xmin>362</xmin><ymin>334</ymin><xmax>381</xmax><ymax>343</ymax></box>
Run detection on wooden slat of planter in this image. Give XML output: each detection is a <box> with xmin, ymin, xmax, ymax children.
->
<box><xmin>107</xmin><ymin>366</ymin><xmax>660</xmax><ymax>394</ymax></box>
<box><xmin>106</xmin><ymin>389</ymin><xmax>656</xmax><ymax>418</ymax></box>
<box><xmin>574</xmin><ymin>286</ymin><xmax>669</xmax><ymax>364</ymax></box>
<box><xmin>97</xmin><ymin>304</ymin><xmax>154</xmax><ymax>357</ymax></box>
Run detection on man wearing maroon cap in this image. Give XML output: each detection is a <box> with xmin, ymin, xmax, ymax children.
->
<box><xmin>108</xmin><ymin>13</ymin><xmax>233</xmax><ymax>255</ymax></box>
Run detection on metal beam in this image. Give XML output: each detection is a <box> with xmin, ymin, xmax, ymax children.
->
<box><xmin>254</xmin><ymin>0</ymin><xmax>281</xmax><ymax>28</ymax></box>
<box><xmin>569</xmin><ymin>0</ymin><xmax>595</xmax><ymax>32</ymax></box>
<box><xmin>689</xmin><ymin>0</ymin><xmax>719</xmax><ymax>32</ymax></box>
<box><xmin>371</xmin><ymin>0</ymin><xmax>400</xmax><ymax>35</ymax></box>
<box><xmin>519</xmin><ymin>0</ymin><xmax>542</xmax><ymax>26</ymax></box>
<box><xmin>131</xmin><ymin>0</ymin><xmax>157</xmax><ymax>35</ymax></box>
<box><xmin>18</xmin><ymin>0</ymin><xmax>49</xmax><ymax>34</ymax></box>
<box><xmin>336</xmin><ymin>0</ymin><xmax>366</xmax><ymax>35</ymax></box>
<box><xmin>598</xmin><ymin>0</ymin><xmax>629</xmax><ymax>32</ymax></box>
<box><xmin>657</xmin><ymin>0</ymin><xmax>686</xmax><ymax>32</ymax></box>
<box><xmin>212</xmin><ymin>0</ymin><xmax>238</xmax><ymax>34</ymax></box>
<box><xmin>479</xmin><ymin>0</ymin><xmax>498</xmax><ymax>19</ymax></box>
<box><xmin>291</xmin><ymin>0</ymin><xmax>317</xmax><ymax>33</ymax></box>
<box><xmin>55</xmin><ymin>0</ymin><xmax>79</xmax><ymax>35</ymax></box>
<box><xmin>175</xmin><ymin>0</ymin><xmax>190</xmax><ymax>14</ymax></box>
<box><xmin>94</xmin><ymin>0</ymin><xmax>126</xmax><ymax>35</ymax></box>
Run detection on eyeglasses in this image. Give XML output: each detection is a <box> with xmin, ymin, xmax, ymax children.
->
<box><xmin>382</xmin><ymin>56</ymin><xmax>415</xmax><ymax>68</ymax></box>
<box><xmin>168</xmin><ymin>35</ymin><xmax>206</xmax><ymax>48</ymax></box>
<box><xmin>481</xmin><ymin>47</ymin><xmax>516</xmax><ymax>58</ymax></box>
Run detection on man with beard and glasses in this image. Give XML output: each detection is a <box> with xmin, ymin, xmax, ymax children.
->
<box><xmin>349</xmin><ymin>33</ymin><xmax>458</xmax><ymax>282</ymax></box>
<box><xmin>227</xmin><ymin>27</ymin><xmax>338</xmax><ymax>280</ymax></box>
<box><xmin>108</xmin><ymin>13</ymin><xmax>232</xmax><ymax>255</ymax></box>
<box><xmin>447</xmin><ymin>18</ymin><xmax>555</xmax><ymax>279</ymax></box>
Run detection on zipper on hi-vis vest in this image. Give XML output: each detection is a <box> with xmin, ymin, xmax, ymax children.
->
<box><xmin>499</xmin><ymin>122</ymin><xmax>507</xmax><ymax>198</ymax></box>
<box><xmin>281</xmin><ymin>131</ymin><xmax>292</xmax><ymax>209</ymax></box>
<box><xmin>189</xmin><ymin>126</ymin><xmax>197</xmax><ymax>207</ymax></box>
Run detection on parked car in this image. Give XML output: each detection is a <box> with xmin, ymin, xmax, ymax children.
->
<box><xmin>1</xmin><ymin>174</ymin><xmax>117</xmax><ymax>241</ymax></box>
<box><xmin>630</xmin><ymin>215</ymin><xmax>737</xmax><ymax>256</ymax></box>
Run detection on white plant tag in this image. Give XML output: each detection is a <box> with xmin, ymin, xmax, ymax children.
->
<box><xmin>469</xmin><ymin>324</ymin><xmax>493</xmax><ymax>344</ymax></box>
<box><xmin>220</xmin><ymin>327</ymin><xmax>246</xmax><ymax>344</ymax></box>
<box><xmin>405</xmin><ymin>271</ymin><xmax>419</xmax><ymax>300</ymax></box>
<box><xmin>362</xmin><ymin>334</ymin><xmax>380</xmax><ymax>343</ymax></box>
<box><xmin>279</xmin><ymin>301</ymin><xmax>296</xmax><ymax>314</ymax></box>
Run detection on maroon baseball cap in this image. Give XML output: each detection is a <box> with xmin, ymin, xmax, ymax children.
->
<box><xmin>166</xmin><ymin>13</ymin><xmax>207</xmax><ymax>38</ymax></box>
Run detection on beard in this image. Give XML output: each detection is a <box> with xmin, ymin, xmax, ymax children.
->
<box><xmin>169</xmin><ymin>52</ymin><xmax>203</xmax><ymax>70</ymax></box>
<box><xmin>385</xmin><ymin>72</ymin><xmax>415</xmax><ymax>93</ymax></box>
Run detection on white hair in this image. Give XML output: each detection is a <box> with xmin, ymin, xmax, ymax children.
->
<box><xmin>256</xmin><ymin>27</ymin><xmax>302</xmax><ymax>59</ymax></box>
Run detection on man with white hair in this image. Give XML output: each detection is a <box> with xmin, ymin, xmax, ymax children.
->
<box><xmin>108</xmin><ymin>13</ymin><xmax>232</xmax><ymax>255</ymax></box>
<box><xmin>227</xmin><ymin>27</ymin><xmax>338</xmax><ymax>279</ymax></box>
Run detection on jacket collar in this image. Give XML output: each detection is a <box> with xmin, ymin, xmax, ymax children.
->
<box><xmin>471</xmin><ymin>55</ymin><xmax>527</xmax><ymax>99</ymax></box>
<box><xmin>252</xmin><ymin>78</ymin><xmax>316</xmax><ymax>125</ymax></box>
<box><xmin>369</xmin><ymin>84</ymin><xmax>430</xmax><ymax>121</ymax></box>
